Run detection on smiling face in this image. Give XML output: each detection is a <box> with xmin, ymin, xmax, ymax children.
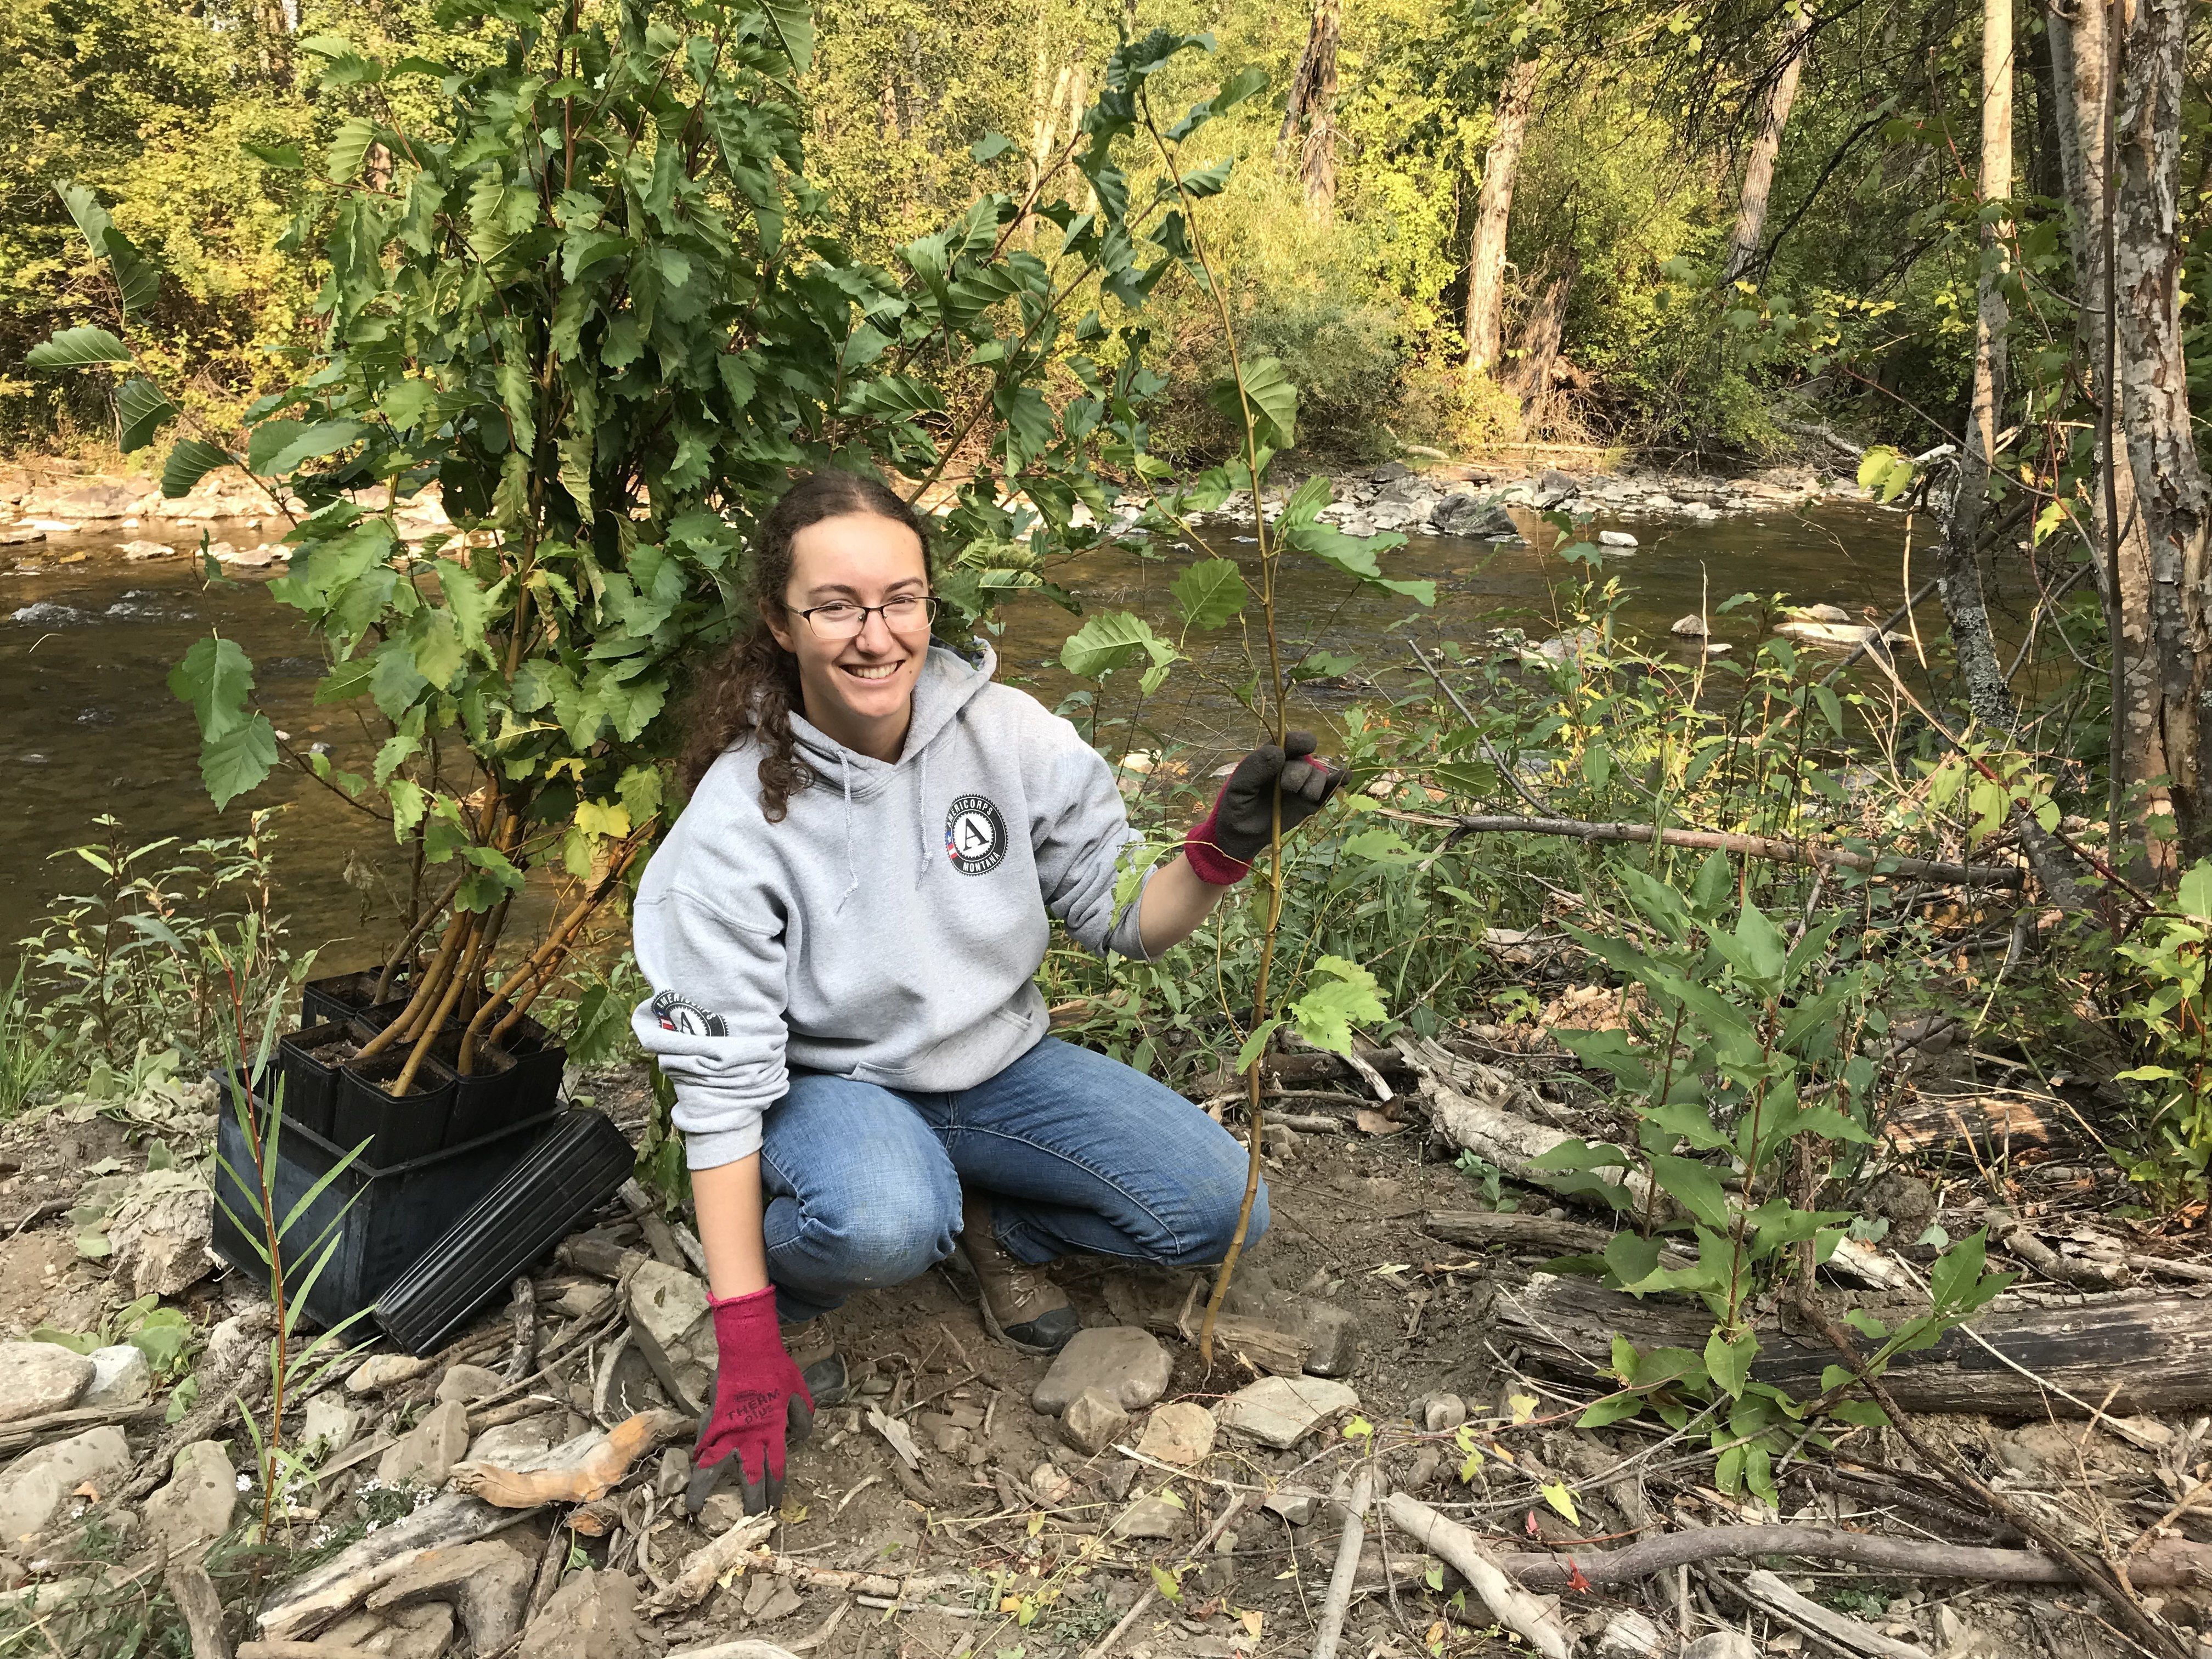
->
<box><xmin>765</xmin><ymin>510</ymin><xmax>933</xmax><ymax>762</ymax></box>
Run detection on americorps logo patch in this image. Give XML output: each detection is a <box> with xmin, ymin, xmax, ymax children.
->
<box><xmin>945</xmin><ymin>794</ymin><xmax>1008</xmax><ymax>875</ymax></box>
<box><xmin>651</xmin><ymin>990</ymin><xmax>727</xmax><ymax>1037</ymax></box>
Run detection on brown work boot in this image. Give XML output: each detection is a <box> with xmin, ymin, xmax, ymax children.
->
<box><xmin>781</xmin><ymin>1312</ymin><xmax>848</xmax><ymax>1406</ymax></box>
<box><xmin>955</xmin><ymin>1190</ymin><xmax>1080</xmax><ymax>1355</ymax></box>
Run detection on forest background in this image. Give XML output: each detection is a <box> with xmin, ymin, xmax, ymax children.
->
<box><xmin>2</xmin><ymin>0</ymin><xmax>2153</xmax><ymax>465</ymax></box>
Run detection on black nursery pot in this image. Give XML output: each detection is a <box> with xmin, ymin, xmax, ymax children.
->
<box><xmin>271</xmin><ymin>1019</ymin><xmax>375</xmax><ymax>1138</ymax></box>
<box><xmin>332</xmin><ymin>1047</ymin><xmax>457</xmax><ymax>1165</ymax></box>
<box><xmin>301</xmin><ymin>968</ymin><xmax>412</xmax><ymax>1028</ymax></box>
<box><xmin>432</xmin><ymin>1025</ymin><xmax>567</xmax><ymax>1145</ymax></box>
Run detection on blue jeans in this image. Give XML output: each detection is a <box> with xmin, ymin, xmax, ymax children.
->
<box><xmin>757</xmin><ymin>1036</ymin><xmax>1268</xmax><ymax>1322</ymax></box>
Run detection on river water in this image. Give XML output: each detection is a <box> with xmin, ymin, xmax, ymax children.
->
<box><xmin>0</xmin><ymin>494</ymin><xmax>1934</xmax><ymax>972</ymax></box>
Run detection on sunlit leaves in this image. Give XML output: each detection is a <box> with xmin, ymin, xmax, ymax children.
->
<box><xmin>1287</xmin><ymin>956</ymin><xmax>1385</xmax><ymax>1054</ymax></box>
<box><xmin>167</xmin><ymin>637</ymin><xmax>276</xmax><ymax>810</ymax></box>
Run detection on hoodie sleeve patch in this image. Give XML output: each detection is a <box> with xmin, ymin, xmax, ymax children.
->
<box><xmin>650</xmin><ymin>990</ymin><xmax>729</xmax><ymax>1037</ymax></box>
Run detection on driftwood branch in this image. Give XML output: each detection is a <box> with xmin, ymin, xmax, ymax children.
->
<box><xmin>1385</xmin><ymin>1496</ymin><xmax>1572</xmax><ymax>1659</ymax></box>
<box><xmin>1310</xmin><ymin>1472</ymin><xmax>1371</xmax><ymax>1659</ymax></box>
<box><xmin>1390</xmin><ymin>812</ymin><xmax>2023</xmax><ymax>888</ymax></box>
<box><xmin>1491</xmin><ymin>1523</ymin><xmax>2212</xmax><ymax>1590</ymax></box>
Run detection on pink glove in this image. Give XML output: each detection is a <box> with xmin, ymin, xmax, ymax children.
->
<box><xmin>685</xmin><ymin>1286</ymin><xmax>814</xmax><ymax>1517</ymax></box>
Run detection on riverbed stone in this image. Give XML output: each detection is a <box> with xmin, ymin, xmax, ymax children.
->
<box><xmin>302</xmin><ymin>1392</ymin><xmax>360</xmax><ymax>1455</ymax></box>
<box><xmin>1135</xmin><ymin>1402</ymin><xmax>1217</xmax><ymax>1467</ymax></box>
<box><xmin>1217</xmin><ymin>1376</ymin><xmax>1358</xmax><ymax>1449</ymax></box>
<box><xmin>1671</xmin><ymin>613</ymin><xmax>1707</xmax><ymax>637</ymax></box>
<box><xmin>1109</xmin><ymin>1492</ymin><xmax>1190</xmax><ymax>1541</ymax></box>
<box><xmin>1032</xmin><ymin>1327</ymin><xmax>1172</xmax><ymax>1415</ymax></box>
<box><xmin>0</xmin><ymin>1341</ymin><xmax>94</xmax><ymax>1423</ymax></box>
<box><xmin>380</xmin><ymin>1399</ymin><xmax>471</xmax><ymax>1488</ymax></box>
<box><xmin>349</xmin><ymin>1353</ymin><xmax>437</xmax><ymax>1392</ymax></box>
<box><xmin>82</xmin><ymin>1345</ymin><xmax>150</xmax><ymax>1408</ymax></box>
<box><xmin>628</xmin><ymin>1260</ymin><xmax>710</xmax><ymax>1351</ymax></box>
<box><xmin>1421</xmin><ymin>1393</ymin><xmax>1469</xmax><ymax>1434</ymax></box>
<box><xmin>435</xmin><ymin>1363</ymin><xmax>505</xmax><ymax>1404</ymax></box>
<box><xmin>1060</xmin><ymin>1389</ymin><xmax>1130</xmax><ymax>1455</ymax></box>
<box><xmin>1276</xmin><ymin>1301</ymin><xmax>1361</xmax><ymax>1377</ymax></box>
<box><xmin>143</xmin><ymin>1440</ymin><xmax>238</xmax><ymax>1555</ymax></box>
<box><xmin>0</xmin><ymin>1426</ymin><xmax>129</xmax><ymax>1542</ymax></box>
<box><xmin>1431</xmin><ymin>492</ymin><xmax>1514</xmax><ymax>538</ymax></box>
<box><xmin>1788</xmin><ymin>602</ymin><xmax>1851</xmax><ymax>623</ymax></box>
<box><xmin>119</xmin><ymin>539</ymin><xmax>176</xmax><ymax>559</ymax></box>
<box><xmin>518</xmin><ymin>1568</ymin><xmax>647</xmax><ymax>1659</ymax></box>
<box><xmin>1597</xmin><ymin>529</ymin><xmax>1638</xmax><ymax>548</ymax></box>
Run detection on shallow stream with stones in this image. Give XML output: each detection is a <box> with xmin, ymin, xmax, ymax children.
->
<box><xmin>0</xmin><ymin>458</ymin><xmax>1975</xmax><ymax>968</ymax></box>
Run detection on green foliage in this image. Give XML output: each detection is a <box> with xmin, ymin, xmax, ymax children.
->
<box><xmin>2113</xmin><ymin>861</ymin><xmax>2212</xmax><ymax>1205</ymax></box>
<box><xmin>15</xmin><ymin>813</ymin><xmax>303</xmax><ymax>1076</ymax></box>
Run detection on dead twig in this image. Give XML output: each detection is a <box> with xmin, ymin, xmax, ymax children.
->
<box><xmin>1310</xmin><ymin>1471</ymin><xmax>1372</xmax><ymax>1659</ymax></box>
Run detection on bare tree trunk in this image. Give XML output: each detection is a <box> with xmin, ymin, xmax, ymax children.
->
<box><xmin>2050</xmin><ymin>0</ymin><xmax>2172</xmax><ymax>873</ymax></box>
<box><xmin>1503</xmin><ymin>256</ymin><xmax>1577</xmax><ymax>433</ymax></box>
<box><xmin>1937</xmin><ymin>0</ymin><xmax>2015</xmax><ymax>731</ymax></box>
<box><xmin>1464</xmin><ymin>54</ymin><xmax>1542</xmax><ymax>374</ymax></box>
<box><xmin>2114</xmin><ymin>0</ymin><xmax>2212</xmax><ymax>860</ymax></box>
<box><xmin>1276</xmin><ymin>0</ymin><xmax>1342</xmax><ymax>210</ymax></box>
<box><xmin>1720</xmin><ymin>8</ymin><xmax>1815</xmax><ymax>285</ymax></box>
<box><xmin>1933</xmin><ymin>0</ymin><xmax>2092</xmax><ymax>909</ymax></box>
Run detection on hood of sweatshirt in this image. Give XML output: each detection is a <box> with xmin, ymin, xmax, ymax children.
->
<box><xmin>628</xmin><ymin>637</ymin><xmax>1153</xmax><ymax>1170</ymax></box>
<box><xmin>787</xmin><ymin>640</ymin><xmax>1000</xmax><ymax>909</ymax></box>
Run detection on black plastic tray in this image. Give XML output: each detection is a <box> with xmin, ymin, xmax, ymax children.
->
<box><xmin>210</xmin><ymin>1083</ymin><xmax>564</xmax><ymax>1332</ymax></box>
<box><xmin>302</xmin><ymin>968</ymin><xmax>412</xmax><ymax>1028</ymax></box>
<box><xmin>374</xmin><ymin>1109</ymin><xmax>636</xmax><ymax>1354</ymax></box>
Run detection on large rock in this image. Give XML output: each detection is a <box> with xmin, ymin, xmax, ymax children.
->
<box><xmin>1060</xmin><ymin>1390</ymin><xmax>1130</xmax><ymax>1455</ymax></box>
<box><xmin>1597</xmin><ymin>529</ymin><xmax>1638</xmax><ymax>548</ymax></box>
<box><xmin>0</xmin><ymin>1425</ymin><xmax>129</xmax><ymax>1542</ymax></box>
<box><xmin>1431</xmin><ymin>492</ymin><xmax>1516</xmax><ymax>538</ymax></box>
<box><xmin>82</xmin><ymin>1345</ymin><xmax>150</xmax><ymax>1408</ymax></box>
<box><xmin>629</xmin><ymin>1260</ymin><xmax>710</xmax><ymax>1352</ymax></box>
<box><xmin>435</xmin><ymin>1363</ymin><xmax>505</xmax><ymax>1404</ymax></box>
<box><xmin>0</xmin><ymin>1342</ymin><xmax>94</xmax><ymax>1424</ymax></box>
<box><xmin>1135</xmin><ymin>1402</ymin><xmax>1217</xmax><ymax>1467</ymax></box>
<box><xmin>518</xmin><ymin>1569</ymin><xmax>648</xmax><ymax>1659</ymax></box>
<box><xmin>107</xmin><ymin>1168</ymin><xmax>215</xmax><ymax>1299</ymax></box>
<box><xmin>323</xmin><ymin>1602</ymin><xmax>458</xmax><ymax>1659</ymax></box>
<box><xmin>144</xmin><ymin>1440</ymin><xmax>238</xmax><ymax>1555</ymax></box>
<box><xmin>380</xmin><ymin>1399</ymin><xmax>471</xmax><ymax>1488</ymax></box>
<box><xmin>1032</xmin><ymin>1327</ymin><xmax>1171</xmax><ymax>1415</ymax></box>
<box><xmin>1108</xmin><ymin>1492</ymin><xmax>1189</xmax><ymax>1541</ymax></box>
<box><xmin>302</xmin><ymin>1392</ymin><xmax>360</xmax><ymax>1455</ymax></box>
<box><xmin>1274</xmin><ymin>1301</ymin><xmax>1361</xmax><ymax>1378</ymax></box>
<box><xmin>1217</xmin><ymin>1376</ymin><xmax>1358</xmax><ymax>1449</ymax></box>
<box><xmin>16</xmin><ymin>481</ymin><xmax>159</xmax><ymax>522</ymax></box>
<box><xmin>368</xmin><ymin>1537</ymin><xmax>536</xmax><ymax>1652</ymax></box>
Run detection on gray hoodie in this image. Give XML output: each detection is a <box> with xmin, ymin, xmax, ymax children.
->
<box><xmin>630</xmin><ymin>641</ymin><xmax>1154</xmax><ymax>1170</ymax></box>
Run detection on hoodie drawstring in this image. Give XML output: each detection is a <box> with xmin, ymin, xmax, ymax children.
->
<box><xmin>916</xmin><ymin>748</ymin><xmax>932</xmax><ymax>878</ymax></box>
<box><xmin>834</xmin><ymin>755</ymin><xmax>860</xmax><ymax>912</ymax></box>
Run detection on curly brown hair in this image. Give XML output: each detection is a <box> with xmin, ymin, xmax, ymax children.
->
<box><xmin>677</xmin><ymin>470</ymin><xmax>933</xmax><ymax>820</ymax></box>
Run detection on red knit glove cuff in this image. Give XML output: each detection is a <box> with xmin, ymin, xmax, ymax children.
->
<box><xmin>1182</xmin><ymin>800</ymin><xmax>1252</xmax><ymax>886</ymax></box>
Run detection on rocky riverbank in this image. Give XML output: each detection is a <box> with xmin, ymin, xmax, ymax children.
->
<box><xmin>2</xmin><ymin>452</ymin><xmax>1869</xmax><ymax>558</ymax></box>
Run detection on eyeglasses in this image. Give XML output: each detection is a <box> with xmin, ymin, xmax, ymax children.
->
<box><xmin>791</xmin><ymin>595</ymin><xmax>940</xmax><ymax>640</ymax></box>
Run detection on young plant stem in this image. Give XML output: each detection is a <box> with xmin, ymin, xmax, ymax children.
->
<box><xmin>1136</xmin><ymin>88</ymin><xmax>1288</xmax><ymax>1368</ymax></box>
<box><xmin>394</xmin><ymin>911</ymin><xmax>482</xmax><ymax>1095</ymax></box>
<box><xmin>374</xmin><ymin>868</ymin><xmax>467</xmax><ymax>1004</ymax></box>
<box><xmin>357</xmin><ymin>910</ymin><xmax>472</xmax><ymax>1061</ymax></box>
<box><xmin>471</xmin><ymin>828</ymin><xmax>652</xmax><ymax>1052</ymax></box>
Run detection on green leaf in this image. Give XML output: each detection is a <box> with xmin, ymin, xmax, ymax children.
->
<box><xmin>1209</xmin><ymin>355</ymin><xmax>1297</xmax><ymax>449</ymax></box>
<box><xmin>250</xmin><ymin>419</ymin><xmax>369</xmax><ymax>478</ymax></box>
<box><xmin>1288</xmin><ymin>956</ymin><xmax>1386</xmax><ymax>1055</ymax></box>
<box><xmin>1060</xmin><ymin>611</ymin><xmax>1168</xmax><ymax>679</ymax></box>
<box><xmin>760</xmin><ymin>0</ymin><xmax>815</xmax><ymax>73</ymax></box>
<box><xmin>1537</xmin><ymin>1481</ymin><xmax>1578</xmax><ymax>1525</ymax></box>
<box><xmin>167</xmin><ymin>635</ymin><xmax>258</xmax><ymax>741</ymax></box>
<box><xmin>116</xmin><ymin>378</ymin><xmax>177</xmax><ymax>454</ymax></box>
<box><xmin>25</xmin><ymin>326</ymin><xmax>131</xmax><ymax>369</ymax></box>
<box><xmin>328</xmin><ymin>116</ymin><xmax>378</xmax><ymax>182</ymax></box>
<box><xmin>1704</xmin><ymin>1328</ymin><xmax>1756</xmax><ymax>1398</ymax></box>
<box><xmin>1647</xmin><ymin>1152</ymin><xmax>1730</xmax><ymax>1231</ymax></box>
<box><xmin>1234</xmin><ymin>1017</ymin><xmax>1283</xmax><ymax>1075</ymax></box>
<box><xmin>201</xmin><ymin>715</ymin><xmax>278</xmax><ymax>810</ymax></box>
<box><xmin>101</xmin><ymin>227</ymin><xmax>159</xmax><ymax>317</ymax></box>
<box><xmin>161</xmin><ymin>437</ymin><xmax>234</xmax><ymax>498</ymax></box>
<box><xmin>435</xmin><ymin>560</ymin><xmax>502</xmax><ymax>660</ymax></box>
<box><xmin>1170</xmin><ymin>557</ymin><xmax>1246</xmax><ymax>632</ymax></box>
<box><xmin>57</xmin><ymin>181</ymin><xmax>114</xmax><ymax>254</ymax></box>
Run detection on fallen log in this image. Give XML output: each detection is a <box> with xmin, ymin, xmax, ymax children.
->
<box><xmin>1727</xmin><ymin>1570</ymin><xmax>1932</xmax><ymax>1659</ymax></box>
<box><xmin>1491</xmin><ymin>1523</ymin><xmax>2212</xmax><ymax>1590</ymax></box>
<box><xmin>1383</xmin><ymin>1495</ymin><xmax>1573</xmax><ymax>1658</ymax></box>
<box><xmin>450</xmin><ymin>1409</ymin><xmax>690</xmax><ymax>1507</ymax></box>
<box><xmin>1385</xmin><ymin>811</ymin><xmax>2023</xmax><ymax>889</ymax></box>
<box><xmin>1490</xmin><ymin>1272</ymin><xmax>2212</xmax><ymax>1417</ymax></box>
<box><xmin>1421</xmin><ymin>1210</ymin><xmax>1692</xmax><ymax>1268</ymax></box>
